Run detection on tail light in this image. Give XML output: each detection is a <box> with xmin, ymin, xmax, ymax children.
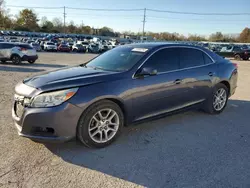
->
<box><xmin>244</xmin><ymin>51</ymin><xmax>248</xmax><ymax>55</ymax></box>
<box><xmin>18</xmin><ymin>48</ymin><xmax>27</xmax><ymax>51</ymax></box>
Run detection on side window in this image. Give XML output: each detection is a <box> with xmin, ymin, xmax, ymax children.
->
<box><xmin>143</xmin><ymin>48</ymin><xmax>179</xmax><ymax>72</ymax></box>
<box><xmin>203</xmin><ymin>53</ymin><xmax>213</xmax><ymax>64</ymax></box>
<box><xmin>180</xmin><ymin>48</ymin><xmax>205</xmax><ymax>68</ymax></box>
<box><xmin>234</xmin><ymin>47</ymin><xmax>241</xmax><ymax>51</ymax></box>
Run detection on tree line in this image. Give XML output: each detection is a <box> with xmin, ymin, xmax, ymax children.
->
<box><xmin>1</xmin><ymin>1</ymin><xmax>250</xmax><ymax>42</ymax></box>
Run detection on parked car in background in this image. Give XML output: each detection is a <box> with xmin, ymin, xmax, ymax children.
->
<box><xmin>30</xmin><ymin>43</ymin><xmax>42</xmax><ymax>52</ymax></box>
<box><xmin>26</xmin><ymin>40</ymin><xmax>35</xmax><ymax>44</ymax></box>
<box><xmin>44</xmin><ymin>42</ymin><xmax>57</xmax><ymax>52</ymax></box>
<box><xmin>77</xmin><ymin>41</ymin><xmax>89</xmax><ymax>49</ymax></box>
<box><xmin>217</xmin><ymin>46</ymin><xmax>250</xmax><ymax>60</ymax></box>
<box><xmin>12</xmin><ymin>43</ymin><xmax>238</xmax><ymax>148</ymax></box>
<box><xmin>72</xmin><ymin>44</ymin><xmax>87</xmax><ymax>53</ymax></box>
<box><xmin>67</xmin><ymin>42</ymin><xmax>74</xmax><ymax>50</ymax></box>
<box><xmin>57</xmin><ymin>44</ymin><xmax>71</xmax><ymax>52</ymax></box>
<box><xmin>0</xmin><ymin>42</ymin><xmax>38</xmax><ymax>64</ymax></box>
<box><xmin>88</xmin><ymin>43</ymin><xmax>101</xmax><ymax>53</ymax></box>
<box><xmin>9</xmin><ymin>39</ymin><xmax>19</xmax><ymax>43</ymax></box>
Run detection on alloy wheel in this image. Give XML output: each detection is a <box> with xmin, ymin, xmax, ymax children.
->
<box><xmin>12</xmin><ymin>56</ymin><xmax>21</xmax><ymax>64</ymax></box>
<box><xmin>213</xmin><ymin>88</ymin><xmax>227</xmax><ymax>111</ymax></box>
<box><xmin>88</xmin><ymin>108</ymin><xmax>119</xmax><ymax>143</ymax></box>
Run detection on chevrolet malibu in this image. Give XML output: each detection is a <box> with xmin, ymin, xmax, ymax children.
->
<box><xmin>12</xmin><ymin>43</ymin><xmax>238</xmax><ymax>148</ymax></box>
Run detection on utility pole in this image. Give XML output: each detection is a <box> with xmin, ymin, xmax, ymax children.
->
<box><xmin>142</xmin><ymin>8</ymin><xmax>146</xmax><ymax>39</ymax></box>
<box><xmin>63</xmin><ymin>6</ymin><xmax>66</xmax><ymax>33</ymax></box>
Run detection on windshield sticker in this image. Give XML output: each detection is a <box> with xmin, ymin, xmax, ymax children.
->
<box><xmin>131</xmin><ymin>48</ymin><xmax>148</xmax><ymax>53</ymax></box>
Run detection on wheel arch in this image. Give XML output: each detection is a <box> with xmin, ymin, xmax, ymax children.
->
<box><xmin>77</xmin><ymin>97</ymin><xmax>128</xmax><ymax>128</ymax></box>
<box><xmin>218</xmin><ymin>80</ymin><xmax>231</xmax><ymax>95</ymax></box>
<box><xmin>10</xmin><ymin>53</ymin><xmax>21</xmax><ymax>59</ymax></box>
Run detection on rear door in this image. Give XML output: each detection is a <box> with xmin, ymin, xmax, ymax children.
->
<box><xmin>178</xmin><ymin>47</ymin><xmax>215</xmax><ymax>104</ymax></box>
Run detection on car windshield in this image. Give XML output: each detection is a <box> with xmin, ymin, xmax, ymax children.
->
<box><xmin>85</xmin><ymin>46</ymin><xmax>148</xmax><ymax>72</ymax></box>
<box><xmin>47</xmin><ymin>42</ymin><xmax>54</xmax><ymax>45</ymax></box>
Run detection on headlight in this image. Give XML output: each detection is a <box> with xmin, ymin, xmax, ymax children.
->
<box><xmin>31</xmin><ymin>88</ymin><xmax>78</xmax><ymax>108</ymax></box>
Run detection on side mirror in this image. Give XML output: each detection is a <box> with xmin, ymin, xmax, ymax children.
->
<box><xmin>137</xmin><ymin>67</ymin><xmax>157</xmax><ymax>77</ymax></box>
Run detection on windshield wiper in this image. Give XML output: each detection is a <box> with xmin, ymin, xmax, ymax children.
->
<box><xmin>86</xmin><ymin>65</ymin><xmax>105</xmax><ymax>70</ymax></box>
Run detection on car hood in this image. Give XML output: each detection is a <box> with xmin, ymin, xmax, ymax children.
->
<box><xmin>23</xmin><ymin>66</ymin><xmax>121</xmax><ymax>91</ymax></box>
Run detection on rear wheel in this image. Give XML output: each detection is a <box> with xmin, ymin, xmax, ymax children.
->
<box><xmin>234</xmin><ymin>54</ymin><xmax>241</xmax><ymax>60</ymax></box>
<box><xmin>77</xmin><ymin>100</ymin><xmax>124</xmax><ymax>148</ymax></box>
<box><xmin>11</xmin><ymin>55</ymin><xmax>21</xmax><ymax>64</ymax></box>
<box><xmin>203</xmin><ymin>83</ymin><xmax>229</xmax><ymax>114</ymax></box>
<box><xmin>28</xmin><ymin>60</ymin><xmax>35</xmax><ymax>64</ymax></box>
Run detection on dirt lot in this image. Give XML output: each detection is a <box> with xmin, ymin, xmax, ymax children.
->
<box><xmin>0</xmin><ymin>53</ymin><xmax>250</xmax><ymax>188</ymax></box>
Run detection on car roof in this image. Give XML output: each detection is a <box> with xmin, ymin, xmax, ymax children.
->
<box><xmin>125</xmin><ymin>42</ymin><xmax>224</xmax><ymax>62</ymax></box>
<box><xmin>126</xmin><ymin>42</ymin><xmax>205</xmax><ymax>49</ymax></box>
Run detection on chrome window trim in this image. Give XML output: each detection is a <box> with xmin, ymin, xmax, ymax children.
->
<box><xmin>133</xmin><ymin>45</ymin><xmax>215</xmax><ymax>78</ymax></box>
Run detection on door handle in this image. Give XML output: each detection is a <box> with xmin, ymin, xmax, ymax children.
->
<box><xmin>208</xmin><ymin>72</ymin><xmax>214</xmax><ymax>77</ymax></box>
<box><xmin>174</xmin><ymin>79</ymin><xmax>182</xmax><ymax>84</ymax></box>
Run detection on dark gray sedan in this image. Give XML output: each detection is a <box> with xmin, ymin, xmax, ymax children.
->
<box><xmin>12</xmin><ymin>43</ymin><xmax>238</xmax><ymax>148</ymax></box>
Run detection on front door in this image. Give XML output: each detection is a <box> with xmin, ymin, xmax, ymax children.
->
<box><xmin>131</xmin><ymin>48</ymin><xmax>190</xmax><ymax>121</ymax></box>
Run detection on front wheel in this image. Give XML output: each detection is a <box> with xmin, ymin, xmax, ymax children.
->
<box><xmin>11</xmin><ymin>55</ymin><xmax>21</xmax><ymax>64</ymax></box>
<box><xmin>203</xmin><ymin>83</ymin><xmax>229</xmax><ymax>114</ymax></box>
<box><xmin>77</xmin><ymin>100</ymin><xmax>124</xmax><ymax>148</ymax></box>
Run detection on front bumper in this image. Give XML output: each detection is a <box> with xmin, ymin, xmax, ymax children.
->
<box><xmin>21</xmin><ymin>55</ymin><xmax>38</xmax><ymax>61</ymax></box>
<box><xmin>12</xmin><ymin>101</ymin><xmax>83</xmax><ymax>142</ymax></box>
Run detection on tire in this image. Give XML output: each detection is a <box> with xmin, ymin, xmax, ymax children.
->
<box><xmin>77</xmin><ymin>100</ymin><xmax>124</xmax><ymax>148</ymax></box>
<box><xmin>234</xmin><ymin>54</ymin><xmax>241</xmax><ymax>60</ymax></box>
<box><xmin>243</xmin><ymin>57</ymin><xmax>249</xmax><ymax>61</ymax></box>
<box><xmin>28</xmin><ymin>60</ymin><xmax>35</xmax><ymax>64</ymax></box>
<box><xmin>203</xmin><ymin>83</ymin><xmax>229</xmax><ymax>114</ymax></box>
<box><xmin>11</xmin><ymin>55</ymin><xmax>21</xmax><ymax>64</ymax></box>
<box><xmin>73</xmin><ymin>49</ymin><xmax>77</xmax><ymax>52</ymax></box>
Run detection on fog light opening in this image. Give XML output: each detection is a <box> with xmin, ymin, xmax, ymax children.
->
<box><xmin>31</xmin><ymin>127</ymin><xmax>55</xmax><ymax>136</ymax></box>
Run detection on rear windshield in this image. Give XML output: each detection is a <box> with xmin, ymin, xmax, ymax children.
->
<box><xmin>47</xmin><ymin>42</ymin><xmax>55</xmax><ymax>45</ymax></box>
<box><xmin>17</xmin><ymin>44</ymin><xmax>33</xmax><ymax>49</ymax></box>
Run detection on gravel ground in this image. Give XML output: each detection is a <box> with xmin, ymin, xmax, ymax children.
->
<box><xmin>0</xmin><ymin>53</ymin><xmax>250</xmax><ymax>188</ymax></box>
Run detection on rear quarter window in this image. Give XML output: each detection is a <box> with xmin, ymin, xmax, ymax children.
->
<box><xmin>203</xmin><ymin>53</ymin><xmax>213</xmax><ymax>64</ymax></box>
<box><xmin>179</xmin><ymin>48</ymin><xmax>205</xmax><ymax>68</ymax></box>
